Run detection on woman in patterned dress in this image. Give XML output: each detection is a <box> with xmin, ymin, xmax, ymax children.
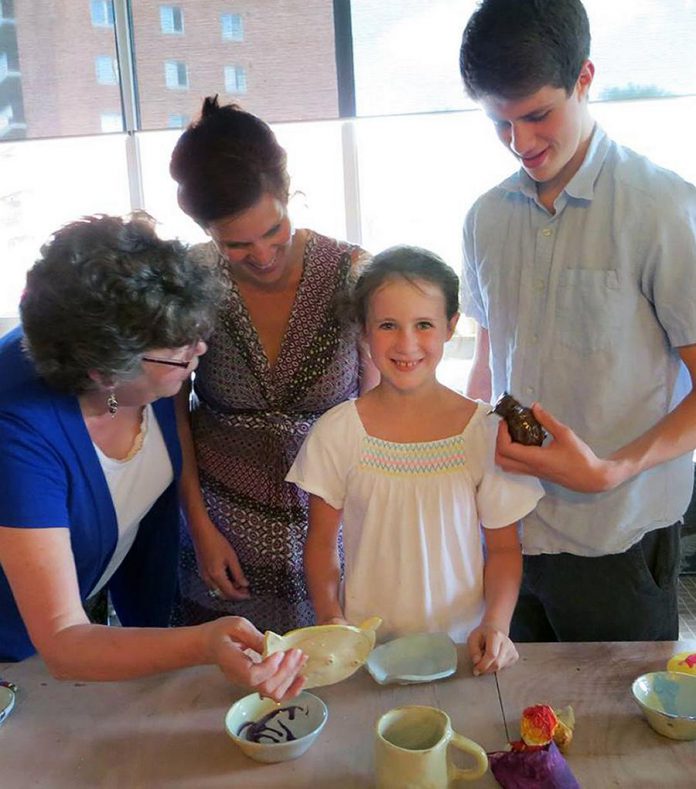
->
<box><xmin>169</xmin><ymin>97</ymin><xmax>378</xmax><ymax>633</ymax></box>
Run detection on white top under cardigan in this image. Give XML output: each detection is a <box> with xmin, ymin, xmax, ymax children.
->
<box><xmin>287</xmin><ymin>400</ymin><xmax>544</xmax><ymax>643</ymax></box>
<box><xmin>90</xmin><ymin>405</ymin><xmax>173</xmax><ymax>597</ymax></box>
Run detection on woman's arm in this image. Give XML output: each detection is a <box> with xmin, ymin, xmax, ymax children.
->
<box><xmin>467</xmin><ymin>523</ymin><xmax>522</xmax><ymax>675</ymax></box>
<box><xmin>175</xmin><ymin>383</ymin><xmax>249</xmax><ymax>599</ymax></box>
<box><xmin>465</xmin><ymin>323</ymin><xmax>492</xmax><ymax>402</ymax></box>
<box><xmin>304</xmin><ymin>494</ymin><xmax>346</xmax><ymax>624</ymax></box>
<box><xmin>0</xmin><ymin>525</ymin><xmax>304</xmax><ymax>696</ymax></box>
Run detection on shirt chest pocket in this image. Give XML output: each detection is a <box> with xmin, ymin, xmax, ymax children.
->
<box><xmin>554</xmin><ymin>268</ymin><xmax>621</xmax><ymax>354</ymax></box>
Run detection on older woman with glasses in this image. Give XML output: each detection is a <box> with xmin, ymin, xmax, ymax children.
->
<box><xmin>0</xmin><ymin>214</ymin><xmax>306</xmax><ymax>698</ymax></box>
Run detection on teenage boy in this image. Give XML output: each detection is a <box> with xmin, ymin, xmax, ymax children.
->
<box><xmin>459</xmin><ymin>0</ymin><xmax>696</xmax><ymax>641</ymax></box>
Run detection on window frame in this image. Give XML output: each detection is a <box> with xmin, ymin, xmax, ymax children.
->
<box><xmin>90</xmin><ymin>0</ymin><xmax>115</xmax><ymax>29</ymax></box>
<box><xmin>224</xmin><ymin>64</ymin><xmax>247</xmax><ymax>94</ymax></box>
<box><xmin>159</xmin><ymin>5</ymin><xmax>184</xmax><ymax>36</ymax></box>
<box><xmin>99</xmin><ymin>111</ymin><xmax>124</xmax><ymax>132</ymax></box>
<box><xmin>95</xmin><ymin>55</ymin><xmax>118</xmax><ymax>86</ymax></box>
<box><xmin>164</xmin><ymin>59</ymin><xmax>189</xmax><ymax>90</ymax></box>
<box><xmin>220</xmin><ymin>12</ymin><xmax>244</xmax><ymax>42</ymax></box>
<box><xmin>0</xmin><ymin>0</ymin><xmax>16</xmax><ymax>24</ymax></box>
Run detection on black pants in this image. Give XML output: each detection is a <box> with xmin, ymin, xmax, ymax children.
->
<box><xmin>510</xmin><ymin>523</ymin><xmax>682</xmax><ymax>642</ymax></box>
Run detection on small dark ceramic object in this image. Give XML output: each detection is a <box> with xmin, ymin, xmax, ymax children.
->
<box><xmin>492</xmin><ymin>392</ymin><xmax>546</xmax><ymax>446</ymax></box>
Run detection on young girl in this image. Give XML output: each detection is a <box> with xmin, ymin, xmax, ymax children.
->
<box><xmin>286</xmin><ymin>246</ymin><xmax>543</xmax><ymax>675</ymax></box>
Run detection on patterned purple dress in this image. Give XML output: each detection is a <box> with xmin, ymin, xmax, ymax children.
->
<box><xmin>175</xmin><ymin>231</ymin><xmax>363</xmax><ymax>633</ymax></box>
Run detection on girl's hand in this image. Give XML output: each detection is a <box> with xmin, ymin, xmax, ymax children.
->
<box><xmin>205</xmin><ymin>617</ymin><xmax>308</xmax><ymax>702</ymax></box>
<box><xmin>319</xmin><ymin>615</ymin><xmax>349</xmax><ymax>626</ymax></box>
<box><xmin>467</xmin><ymin>623</ymin><xmax>519</xmax><ymax>676</ymax></box>
<box><xmin>191</xmin><ymin>517</ymin><xmax>250</xmax><ymax>600</ymax></box>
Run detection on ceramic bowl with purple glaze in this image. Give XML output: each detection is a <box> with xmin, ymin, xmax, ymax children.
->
<box><xmin>224</xmin><ymin>691</ymin><xmax>328</xmax><ymax>763</ymax></box>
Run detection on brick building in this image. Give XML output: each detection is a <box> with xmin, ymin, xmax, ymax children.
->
<box><xmin>6</xmin><ymin>0</ymin><xmax>338</xmax><ymax>139</ymax></box>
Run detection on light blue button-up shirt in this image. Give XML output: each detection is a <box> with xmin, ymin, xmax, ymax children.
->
<box><xmin>462</xmin><ymin>126</ymin><xmax>696</xmax><ymax>556</ymax></box>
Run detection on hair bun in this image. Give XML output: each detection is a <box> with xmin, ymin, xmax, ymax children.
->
<box><xmin>201</xmin><ymin>95</ymin><xmax>221</xmax><ymax>117</ymax></box>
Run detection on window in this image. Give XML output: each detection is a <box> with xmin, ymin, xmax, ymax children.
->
<box><xmin>95</xmin><ymin>56</ymin><xmax>118</xmax><ymax>86</ymax></box>
<box><xmin>221</xmin><ymin>13</ymin><xmax>243</xmax><ymax>42</ymax></box>
<box><xmin>160</xmin><ymin>6</ymin><xmax>184</xmax><ymax>35</ymax></box>
<box><xmin>0</xmin><ymin>50</ymin><xmax>17</xmax><ymax>82</ymax></box>
<box><xmin>131</xmin><ymin>1</ymin><xmax>339</xmax><ymax>128</ymax></box>
<box><xmin>0</xmin><ymin>103</ymin><xmax>13</xmax><ymax>136</ymax></box>
<box><xmin>167</xmin><ymin>113</ymin><xmax>189</xmax><ymax>128</ymax></box>
<box><xmin>164</xmin><ymin>60</ymin><xmax>188</xmax><ymax>90</ymax></box>
<box><xmin>90</xmin><ymin>0</ymin><xmax>114</xmax><ymax>28</ymax></box>
<box><xmin>224</xmin><ymin>65</ymin><xmax>247</xmax><ymax>94</ymax></box>
<box><xmin>100</xmin><ymin>111</ymin><xmax>123</xmax><ymax>132</ymax></box>
<box><xmin>0</xmin><ymin>0</ymin><xmax>16</xmax><ymax>24</ymax></box>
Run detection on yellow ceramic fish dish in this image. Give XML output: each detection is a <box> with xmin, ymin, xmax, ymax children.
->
<box><xmin>263</xmin><ymin>617</ymin><xmax>382</xmax><ymax>689</ymax></box>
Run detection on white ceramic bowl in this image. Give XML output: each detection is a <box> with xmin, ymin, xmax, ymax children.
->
<box><xmin>0</xmin><ymin>684</ymin><xmax>16</xmax><ymax>728</ymax></box>
<box><xmin>224</xmin><ymin>691</ymin><xmax>328</xmax><ymax>763</ymax></box>
<box><xmin>631</xmin><ymin>671</ymin><xmax>696</xmax><ymax>740</ymax></box>
<box><xmin>366</xmin><ymin>632</ymin><xmax>458</xmax><ymax>685</ymax></box>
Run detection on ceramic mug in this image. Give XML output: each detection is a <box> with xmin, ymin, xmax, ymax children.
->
<box><xmin>375</xmin><ymin>705</ymin><xmax>488</xmax><ymax>788</ymax></box>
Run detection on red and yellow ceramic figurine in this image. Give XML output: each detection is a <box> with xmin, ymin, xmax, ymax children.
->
<box><xmin>519</xmin><ymin>704</ymin><xmax>575</xmax><ymax>752</ymax></box>
<box><xmin>667</xmin><ymin>651</ymin><xmax>696</xmax><ymax>676</ymax></box>
<box><xmin>488</xmin><ymin>703</ymin><xmax>579</xmax><ymax>788</ymax></box>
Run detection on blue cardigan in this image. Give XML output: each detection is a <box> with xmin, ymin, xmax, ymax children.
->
<box><xmin>0</xmin><ymin>327</ymin><xmax>183</xmax><ymax>661</ymax></box>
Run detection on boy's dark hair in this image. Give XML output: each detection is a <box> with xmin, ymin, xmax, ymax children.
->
<box><xmin>353</xmin><ymin>245</ymin><xmax>459</xmax><ymax>327</ymax></box>
<box><xmin>460</xmin><ymin>0</ymin><xmax>591</xmax><ymax>100</ymax></box>
<box><xmin>170</xmin><ymin>95</ymin><xmax>290</xmax><ymax>226</ymax></box>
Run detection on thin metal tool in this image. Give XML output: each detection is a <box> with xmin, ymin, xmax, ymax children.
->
<box><xmin>494</xmin><ymin>672</ymin><xmax>511</xmax><ymax>743</ymax></box>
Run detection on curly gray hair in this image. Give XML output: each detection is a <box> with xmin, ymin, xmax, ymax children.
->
<box><xmin>21</xmin><ymin>213</ymin><xmax>225</xmax><ymax>393</ymax></box>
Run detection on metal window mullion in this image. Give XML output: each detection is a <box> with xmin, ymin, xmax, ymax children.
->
<box><xmin>113</xmin><ymin>0</ymin><xmax>144</xmax><ymax>210</ymax></box>
<box><xmin>341</xmin><ymin>119</ymin><xmax>362</xmax><ymax>245</ymax></box>
<box><xmin>334</xmin><ymin>2</ymin><xmax>361</xmax><ymax>245</ymax></box>
<box><xmin>333</xmin><ymin>0</ymin><xmax>356</xmax><ymax>118</ymax></box>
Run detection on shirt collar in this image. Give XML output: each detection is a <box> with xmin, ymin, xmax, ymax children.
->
<box><xmin>503</xmin><ymin>125</ymin><xmax>611</xmax><ymax>203</ymax></box>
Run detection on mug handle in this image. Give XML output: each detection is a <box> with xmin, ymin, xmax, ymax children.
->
<box><xmin>447</xmin><ymin>731</ymin><xmax>489</xmax><ymax>781</ymax></box>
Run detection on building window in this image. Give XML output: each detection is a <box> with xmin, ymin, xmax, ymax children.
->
<box><xmin>100</xmin><ymin>112</ymin><xmax>123</xmax><ymax>133</ymax></box>
<box><xmin>164</xmin><ymin>60</ymin><xmax>188</xmax><ymax>90</ymax></box>
<box><xmin>160</xmin><ymin>6</ymin><xmax>184</xmax><ymax>35</ymax></box>
<box><xmin>95</xmin><ymin>56</ymin><xmax>118</xmax><ymax>86</ymax></box>
<box><xmin>0</xmin><ymin>0</ymin><xmax>16</xmax><ymax>24</ymax></box>
<box><xmin>167</xmin><ymin>114</ymin><xmax>189</xmax><ymax>129</ymax></box>
<box><xmin>90</xmin><ymin>0</ymin><xmax>114</xmax><ymax>28</ymax></box>
<box><xmin>224</xmin><ymin>65</ymin><xmax>247</xmax><ymax>94</ymax></box>
<box><xmin>0</xmin><ymin>103</ymin><xmax>13</xmax><ymax>136</ymax></box>
<box><xmin>0</xmin><ymin>50</ymin><xmax>18</xmax><ymax>82</ymax></box>
<box><xmin>221</xmin><ymin>13</ymin><xmax>243</xmax><ymax>42</ymax></box>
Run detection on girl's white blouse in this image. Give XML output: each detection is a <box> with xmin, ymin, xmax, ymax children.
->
<box><xmin>287</xmin><ymin>400</ymin><xmax>544</xmax><ymax>643</ymax></box>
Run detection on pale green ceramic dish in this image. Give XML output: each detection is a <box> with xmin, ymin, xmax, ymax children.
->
<box><xmin>631</xmin><ymin>671</ymin><xmax>696</xmax><ymax>740</ymax></box>
<box><xmin>366</xmin><ymin>632</ymin><xmax>458</xmax><ymax>685</ymax></box>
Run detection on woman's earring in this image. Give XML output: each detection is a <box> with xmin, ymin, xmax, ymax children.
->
<box><xmin>106</xmin><ymin>389</ymin><xmax>119</xmax><ymax>417</ymax></box>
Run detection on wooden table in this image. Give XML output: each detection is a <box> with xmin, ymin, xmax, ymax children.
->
<box><xmin>1</xmin><ymin>641</ymin><xmax>695</xmax><ymax>787</ymax></box>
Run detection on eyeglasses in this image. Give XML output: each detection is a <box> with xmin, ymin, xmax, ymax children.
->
<box><xmin>141</xmin><ymin>355</ymin><xmax>192</xmax><ymax>370</ymax></box>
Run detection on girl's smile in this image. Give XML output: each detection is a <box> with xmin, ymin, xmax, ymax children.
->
<box><xmin>364</xmin><ymin>277</ymin><xmax>458</xmax><ymax>395</ymax></box>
